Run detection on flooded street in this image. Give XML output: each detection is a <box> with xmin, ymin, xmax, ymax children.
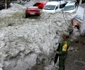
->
<box><xmin>0</xmin><ymin>0</ymin><xmax>85</xmax><ymax>70</ymax></box>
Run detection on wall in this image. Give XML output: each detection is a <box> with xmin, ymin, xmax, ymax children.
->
<box><xmin>80</xmin><ymin>8</ymin><xmax>85</xmax><ymax>35</ymax></box>
<box><xmin>76</xmin><ymin>6</ymin><xmax>85</xmax><ymax>35</ymax></box>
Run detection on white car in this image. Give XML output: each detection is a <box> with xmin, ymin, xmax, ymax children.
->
<box><xmin>42</xmin><ymin>1</ymin><xmax>67</xmax><ymax>13</ymax></box>
<box><xmin>63</xmin><ymin>1</ymin><xmax>77</xmax><ymax>13</ymax></box>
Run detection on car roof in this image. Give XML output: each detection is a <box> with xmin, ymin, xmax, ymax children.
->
<box><xmin>66</xmin><ymin>2</ymin><xmax>75</xmax><ymax>6</ymax></box>
<box><xmin>46</xmin><ymin>1</ymin><xmax>66</xmax><ymax>6</ymax></box>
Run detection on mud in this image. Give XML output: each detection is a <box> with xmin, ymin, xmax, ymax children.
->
<box><xmin>66</xmin><ymin>36</ymin><xmax>85</xmax><ymax>70</ymax></box>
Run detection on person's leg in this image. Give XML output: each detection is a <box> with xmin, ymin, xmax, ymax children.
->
<box><xmin>54</xmin><ymin>54</ymin><xmax>58</xmax><ymax>64</ymax></box>
<box><xmin>58</xmin><ymin>58</ymin><xmax>65</xmax><ymax>70</ymax></box>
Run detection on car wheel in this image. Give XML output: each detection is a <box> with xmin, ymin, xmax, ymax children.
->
<box><xmin>25</xmin><ymin>14</ymin><xmax>28</xmax><ymax>18</ymax></box>
<box><xmin>37</xmin><ymin>14</ymin><xmax>40</xmax><ymax>16</ymax></box>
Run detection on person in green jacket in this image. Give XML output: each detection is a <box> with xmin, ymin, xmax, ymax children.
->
<box><xmin>56</xmin><ymin>33</ymin><xmax>70</xmax><ymax>70</ymax></box>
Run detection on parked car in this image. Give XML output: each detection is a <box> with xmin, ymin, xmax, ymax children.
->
<box><xmin>25</xmin><ymin>6</ymin><xmax>41</xmax><ymax>18</ymax></box>
<box><xmin>33</xmin><ymin>1</ymin><xmax>47</xmax><ymax>9</ymax></box>
<box><xmin>63</xmin><ymin>1</ymin><xmax>77</xmax><ymax>13</ymax></box>
<box><xmin>42</xmin><ymin>1</ymin><xmax>67</xmax><ymax>13</ymax></box>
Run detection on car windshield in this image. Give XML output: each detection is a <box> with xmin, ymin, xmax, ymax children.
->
<box><xmin>63</xmin><ymin>5</ymin><xmax>75</xmax><ymax>11</ymax></box>
<box><xmin>44</xmin><ymin>5</ymin><xmax>56</xmax><ymax>10</ymax></box>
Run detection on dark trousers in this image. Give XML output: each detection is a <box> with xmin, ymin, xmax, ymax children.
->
<box><xmin>54</xmin><ymin>54</ymin><xmax>58</xmax><ymax>64</ymax></box>
<box><xmin>59</xmin><ymin>57</ymin><xmax>65</xmax><ymax>70</ymax></box>
<box><xmin>54</xmin><ymin>43</ymin><xmax>60</xmax><ymax>64</ymax></box>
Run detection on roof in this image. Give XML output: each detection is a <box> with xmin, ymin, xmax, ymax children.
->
<box><xmin>65</xmin><ymin>2</ymin><xmax>75</xmax><ymax>6</ymax></box>
<box><xmin>46</xmin><ymin>1</ymin><xmax>66</xmax><ymax>5</ymax></box>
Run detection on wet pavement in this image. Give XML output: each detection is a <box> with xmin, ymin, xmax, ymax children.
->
<box><xmin>65</xmin><ymin>36</ymin><xmax>85</xmax><ymax>70</ymax></box>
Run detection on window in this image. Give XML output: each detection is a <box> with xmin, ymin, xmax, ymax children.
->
<box><xmin>60</xmin><ymin>4</ymin><xmax>66</xmax><ymax>8</ymax></box>
<box><xmin>63</xmin><ymin>5</ymin><xmax>75</xmax><ymax>11</ymax></box>
<box><xmin>55</xmin><ymin>6</ymin><xmax>58</xmax><ymax>10</ymax></box>
<box><xmin>44</xmin><ymin>5</ymin><xmax>56</xmax><ymax>10</ymax></box>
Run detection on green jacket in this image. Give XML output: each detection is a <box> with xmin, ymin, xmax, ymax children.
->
<box><xmin>58</xmin><ymin>39</ymin><xmax>70</xmax><ymax>58</ymax></box>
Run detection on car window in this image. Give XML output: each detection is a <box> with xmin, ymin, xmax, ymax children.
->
<box><xmin>44</xmin><ymin>5</ymin><xmax>56</xmax><ymax>10</ymax></box>
<box><xmin>60</xmin><ymin>4</ymin><xmax>66</xmax><ymax>8</ymax></box>
<box><xmin>55</xmin><ymin>6</ymin><xmax>58</xmax><ymax>10</ymax></box>
<box><xmin>63</xmin><ymin>5</ymin><xmax>75</xmax><ymax>11</ymax></box>
<box><xmin>74</xmin><ymin>3</ymin><xmax>76</xmax><ymax>7</ymax></box>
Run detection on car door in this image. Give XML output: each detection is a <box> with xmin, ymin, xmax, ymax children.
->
<box><xmin>55</xmin><ymin>4</ymin><xmax>62</xmax><ymax>12</ymax></box>
<box><xmin>55</xmin><ymin>6</ymin><xmax>59</xmax><ymax>12</ymax></box>
<box><xmin>55</xmin><ymin>3</ymin><xmax>65</xmax><ymax>12</ymax></box>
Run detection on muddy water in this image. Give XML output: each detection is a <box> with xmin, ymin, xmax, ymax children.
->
<box><xmin>65</xmin><ymin>36</ymin><xmax>85</xmax><ymax>70</ymax></box>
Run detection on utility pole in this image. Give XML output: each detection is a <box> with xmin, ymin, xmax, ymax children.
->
<box><xmin>5</xmin><ymin>0</ymin><xmax>7</xmax><ymax>9</ymax></box>
<box><xmin>79</xmin><ymin>0</ymin><xmax>82</xmax><ymax>5</ymax></box>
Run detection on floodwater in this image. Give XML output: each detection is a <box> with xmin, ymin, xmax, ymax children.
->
<box><xmin>66</xmin><ymin>36</ymin><xmax>85</xmax><ymax>70</ymax></box>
